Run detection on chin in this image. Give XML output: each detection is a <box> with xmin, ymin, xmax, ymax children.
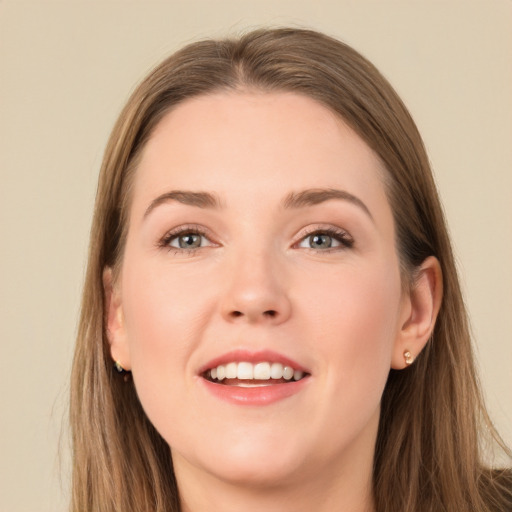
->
<box><xmin>207</xmin><ymin>451</ymin><xmax>306</xmax><ymax>488</ymax></box>
<box><xmin>176</xmin><ymin>429</ymin><xmax>310</xmax><ymax>489</ymax></box>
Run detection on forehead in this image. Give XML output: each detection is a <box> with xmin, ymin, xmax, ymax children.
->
<box><xmin>131</xmin><ymin>91</ymin><xmax>390</xmax><ymax>217</ymax></box>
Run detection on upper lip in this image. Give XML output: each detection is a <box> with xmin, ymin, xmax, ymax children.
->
<box><xmin>198</xmin><ymin>349</ymin><xmax>309</xmax><ymax>375</ymax></box>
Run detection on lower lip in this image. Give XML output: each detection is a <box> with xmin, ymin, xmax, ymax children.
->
<box><xmin>200</xmin><ymin>377</ymin><xmax>309</xmax><ymax>405</ymax></box>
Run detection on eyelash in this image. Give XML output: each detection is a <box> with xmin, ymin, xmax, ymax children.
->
<box><xmin>158</xmin><ymin>225</ymin><xmax>214</xmax><ymax>254</ymax></box>
<box><xmin>296</xmin><ymin>227</ymin><xmax>354</xmax><ymax>251</ymax></box>
<box><xmin>158</xmin><ymin>225</ymin><xmax>354</xmax><ymax>254</ymax></box>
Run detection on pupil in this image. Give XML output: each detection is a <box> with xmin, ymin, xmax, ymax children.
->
<box><xmin>179</xmin><ymin>234</ymin><xmax>200</xmax><ymax>248</ymax></box>
<box><xmin>311</xmin><ymin>234</ymin><xmax>331</xmax><ymax>248</ymax></box>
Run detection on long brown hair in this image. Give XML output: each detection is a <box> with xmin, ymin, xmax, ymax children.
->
<box><xmin>70</xmin><ymin>28</ymin><xmax>511</xmax><ymax>511</ymax></box>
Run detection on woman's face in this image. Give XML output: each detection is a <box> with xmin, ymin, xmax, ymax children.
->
<box><xmin>108</xmin><ymin>92</ymin><xmax>412</xmax><ymax>487</ymax></box>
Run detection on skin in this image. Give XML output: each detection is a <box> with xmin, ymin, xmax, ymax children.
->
<box><xmin>105</xmin><ymin>92</ymin><xmax>442</xmax><ymax>512</ymax></box>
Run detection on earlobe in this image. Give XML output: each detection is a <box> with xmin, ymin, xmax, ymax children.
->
<box><xmin>103</xmin><ymin>267</ymin><xmax>131</xmax><ymax>370</ymax></box>
<box><xmin>391</xmin><ymin>256</ymin><xmax>443</xmax><ymax>370</ymax></box>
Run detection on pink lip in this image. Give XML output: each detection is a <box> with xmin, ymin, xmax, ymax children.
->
<box><xmin>200</xmin><ymin>377</ymin><xmax>309</xmax><ymax>406</ymax></box>
<box><xmin>197</xmin><ymin>349</ymin><xmax>310</xmax><ymax>406</ymax></box>
<box><xmin>198</xmin><ymin>349</ymin><xmax>309</xmax><ymax>374</ymax></box>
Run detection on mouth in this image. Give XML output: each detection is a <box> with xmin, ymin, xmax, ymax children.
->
<box><xmin>198</xmin><ymin>350</ymin><xmax>311</xmax><ymax>404</ymax></box>
<box><xmin>203</xmin><ymin>361</ymin><xmax>308</xmax><ymax>387</ymax></box>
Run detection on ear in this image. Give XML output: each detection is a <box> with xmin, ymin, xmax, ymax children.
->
<box><xmin>103</xmin><ymin>267</ymin><xmax>131</xmax><ymax>370</ymax></box>
<box><xmin>391</xmin><ymin>256</ymin><xmax>443</xmax><ymax>369</ymax></box>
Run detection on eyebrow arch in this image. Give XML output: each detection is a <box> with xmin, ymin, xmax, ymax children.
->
<box><xmin>282</xmin><ymin>188</ymin><xmax>373</xmax><ymax>220</ymax></box>
<box><xmin>144</xmin><ymin>190</ymin><xmax>222</xmax><ymax>219</ymax></box>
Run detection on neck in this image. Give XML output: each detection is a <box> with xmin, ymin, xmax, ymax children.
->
<box><xmin>177</xmin><ymin>468</ymin><xmax>374</xmax><ymax>512</ymax></box>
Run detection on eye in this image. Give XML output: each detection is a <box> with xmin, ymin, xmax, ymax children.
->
<box><xmin>159</xmin><ymin>226</ymin><xmax>214</xmax><ymax>252</ymax></box>
<box><xmin>297</xmin><ymin>228</ymin><xmax>353</xmax><ymax>251</ymax></box>
<box><xmin>170</xmin><ymin>233</ymin><xmax>206</xmax><ymax>249</ymax></box>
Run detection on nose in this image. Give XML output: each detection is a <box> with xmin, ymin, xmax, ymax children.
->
<box><xmin>220</xmin><ymin>249</ymin><xmax>292</xmax><ymax>325</ymax></box>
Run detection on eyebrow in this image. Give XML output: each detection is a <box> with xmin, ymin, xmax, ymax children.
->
<box><xmin>283</xmin><ymin>188</ymin><xmax>373</xmax><ymax>220</ymax></box>
<box><xmin>143</xmin><ymin>190</ymin><xmax>223</xmax><ymax>218</ymax></box>
<box><xmin>143</xmin><ymin>187</ymin><xmax>373</xmax><ymax>221</ymax></box>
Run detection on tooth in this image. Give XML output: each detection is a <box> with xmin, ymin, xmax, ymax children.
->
<box><xmin>209</xmin><ymin>360</ymin><xmax>305</xmax><ymax>382</ymax></box>
<box><xmin>253</xmin><ymin>362</ymin><xmax>271</xmax><ymax>380</ymax></box>
<box><xmin>270</xmin><ymin>362</ymin><xmax>283</xmax><ymax>379</ymax></box>
<box><xmin>237</xmin><ymin>362</ymin><xmax>253</xmax><ymax>380</ymax></box>
<box><xmin>293</xmin><ymin>370</ymin><xmax>304</xmax><ymax>381</ymax></box>
<box><xmin>236</xmin><ymin>382</ymin><xmax>270</xmax><ymax>388</ymax></box>
<box><xmin>283</xmin><ymin>366</ymin><xmax>294</xmax><ymax>380</ymax></box>
<box><xmin>225</xmin><ymin>362</ymin><xmax>237</xmax><ymax>379</ymax></box>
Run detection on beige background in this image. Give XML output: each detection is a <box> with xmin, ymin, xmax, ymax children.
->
<box><xmin>1</xmin><ymin>1</ymin><xmax>510</xmax><ymax>510</ymax></box>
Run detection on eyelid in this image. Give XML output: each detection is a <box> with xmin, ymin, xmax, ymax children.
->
<box><xmin>157</xmin><ymin>224</ymin><xmax>219</xmax><ymax>252</ymax></box>
<box><xmin>293</xmin><ymin>225</ymin><xmax>354</xmax><ymax>250</ymax></box>
<box><xmin>157</xmin><ymin>223</ymin><xmax>353</xmax><ymax>253</ymax></box>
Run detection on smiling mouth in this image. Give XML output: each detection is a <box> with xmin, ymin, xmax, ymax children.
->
<box><xmin>203</xmin><ymin>361</ymin><xmax>308</xmax><ymax>386</ymax></box>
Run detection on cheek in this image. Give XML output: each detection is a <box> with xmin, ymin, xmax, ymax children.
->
<box><xmin>120</xmin><ymin>256</ymin><xmax>218</xmax><ymax>425</ymax></box>
<box><xmin>305</xmin><ymin>257</ymin><xmax>401</xmax><ymax>342</ymax></box>
<box><xmin>300</xmin><ymin>258</ymin><xmax>402</xmax><ymax>408</ymax></box>
<box><xmin>122</xmin><ymin>253</ymin><xmax>216</xmax><ymax>354</ymax></box>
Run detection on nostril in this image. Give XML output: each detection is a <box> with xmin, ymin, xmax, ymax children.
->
<box><xmin>228</xmin><ymin>310</ymin><xmax>278</xmax><ymax>319</ymax></box>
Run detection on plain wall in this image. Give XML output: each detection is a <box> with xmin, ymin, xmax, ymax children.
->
<box><xmin>1</xmin><ymin>2</ymin><xmax>510</xmax><ymax>510</ymax></box>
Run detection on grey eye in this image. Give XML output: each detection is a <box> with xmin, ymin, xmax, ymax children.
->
<box><xmin>171</xmin><ymin>233</ymin><xmax>203</xmax><ymax>249</ymax></box>
<box><xmin>299</xmin><ymin>233</ymin><xmax>342</xmax><ymax>250</ymax></box>
<box><xmin>308</xmin><ymin>234</ymin><xmax>333</xmax><ymax>249</ymax></box>
<box><xmin>297</xmin><ymin>228</ymin><xmax>353</xmax><ymax>251</ymax></box>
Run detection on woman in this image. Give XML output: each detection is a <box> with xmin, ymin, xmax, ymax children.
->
<box><xmin>70</xmin><ymin>28</ymin><xmax>511</xmax><ymax>511</ymax></box>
